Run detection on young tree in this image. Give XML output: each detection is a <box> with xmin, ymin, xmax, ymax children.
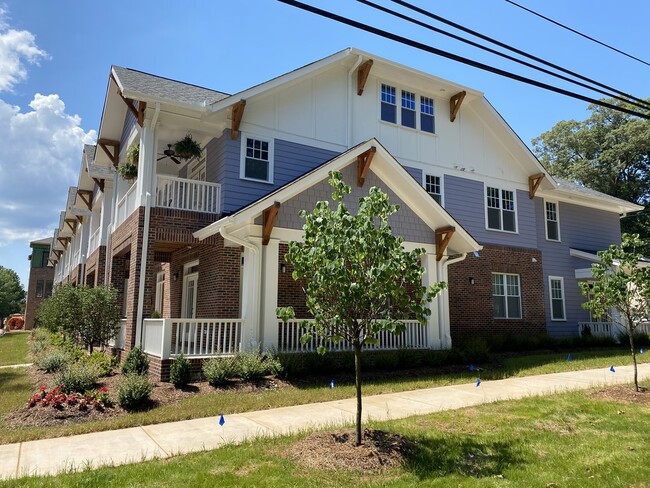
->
<box><xmin>0</xmin><ymin>266</ymin><xmax>25</xmax><ymax>323</ymax></box>
<box><xmin>278</xmin><ymin>171</ymin><xmax>445</xmax><ymax>446</ymax></box>
<box><xmin>78</xmin><ymin>286</ymin><xmax>121</xmax><ymax>353</ymax></box>
<box><xmin>36</xmin><ymin>283</ymin><xmax>81</xmax><ymax>339</ymax></box>
<box><xmin>579</xmin><ymin>234</ymin><xmax>650</xmax><ymax>392</ymax></box>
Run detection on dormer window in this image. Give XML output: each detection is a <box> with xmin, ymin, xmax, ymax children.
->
<box><xmin>380</xmin><ymin>82</ymin><xmax>436</xmax><ymax>134</ymax></box>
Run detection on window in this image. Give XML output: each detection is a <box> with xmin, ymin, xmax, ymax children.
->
<box><xmin>381</xmin><ymin>84</ymin><xmax>397</xmax><ymax>123</ymax></box>
<box><xmin>545</xmin><ymin>201</ymin><xmax>560</xmax><ymax>241</ymax></box>
<box><xmin>155</xmin><ymin>272</ymin><xmax>165</xmax><ymax>315</ymax></box>
<box><xmin>380</xmin><ymin>82</ymin><xmax>435</xmax><ymax>133</ymax></box>
<box><xmin>44</xmin><ymin>281</ymin><xmax>53</xmax><ymax>298</ymax></box>
<box><xmin>241</xmin><ymin>136</ymin><xmax>273</xmax><ymax>183</ymax></box>
<box><xmin>35</xmin><ymin>280</ymin><xmax>44</xmax><ymax>298</ymax></box>
<box><xmin>549</xmin><ymin>277</ymin><xmax>566</xmax><ymax>321</ymax></box>
<box><xmin>401</xmin><ymin>90</ymin><xmax>416</xmax><ymax>128</ymax></box>
<box><xmin>492</xmin><ymin>273</ymin><xmax>522</xmax><ymax>319</ymax></box>
<box><xmin>486</xmin><ymin>186</ymin><xmax>517</xmax><ymax>232</ymax></box>
<box><xmin>424</xmin><ymin>174</ymin><xmax>442</xmax><ymax>204</ymax></box>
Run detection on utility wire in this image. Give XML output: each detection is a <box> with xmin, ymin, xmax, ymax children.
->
<box><xmin>357</xmin><ymin>0</ymin><xmax>650</xmax><ymax>112</ymax></box>
<box><xmin>388</xmin><ymin>0</ymin><xmax>650</xmax><ymax>110</ymax></box>
<box><xmin>277</xmin><ymin>0</ymin><xmax>650</xmax><ymax>119</ymax></box>
<box><xmin>505</xmin><ymin>0</ymin><xmax>650</xmax><ymax>68</ymax></box>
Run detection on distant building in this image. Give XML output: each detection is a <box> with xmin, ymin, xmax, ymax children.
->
<box><xmin>24</xmin><ymin>237</ymin><xmax>54</xmax><ymax>330</ymax></box>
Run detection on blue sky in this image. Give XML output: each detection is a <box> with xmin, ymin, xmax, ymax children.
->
<box><xmin>0</xmin><ymin>0</ymin><xmax>647</xmax><ymax>287</ymax></box>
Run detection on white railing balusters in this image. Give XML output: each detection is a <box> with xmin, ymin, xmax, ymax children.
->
<box><xmin>155</xmin><ymin>175</ymin><xmax>221</xmax><ymax>214</ymax></box>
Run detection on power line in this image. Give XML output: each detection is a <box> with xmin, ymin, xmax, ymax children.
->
<box><xmin>277</xmin><ymin>0</ymin><xmax>650</xmax><ymax>120</ymax></box>
<box><xmin>388</xmin><ymin>0</ymin><xmax>650</xmax><ymax>110</ymax></box>
<box><xmin>505</xmin><ymin>0</ymin><xmax>650</xmax><ymax>68</ymax></box>
<box><xmin>356</xmin><ymin>0</ymin><xmax>650</xmax><ymax>112</ymax></box>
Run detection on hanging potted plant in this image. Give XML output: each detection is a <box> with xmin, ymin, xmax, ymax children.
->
<box><xmin>173</xmin><ymin>134</ymin><xmax>202</xmax><ymax>160</ymax></box>
<box><xmin>117</xmin><ymin>162</ymin><xmax>138</xmax><ymax>181</ymax></box>
<box><xmin>126</xmin><ymin>142</ymin><xmax>140</xmax><ymax>164</ymax></box>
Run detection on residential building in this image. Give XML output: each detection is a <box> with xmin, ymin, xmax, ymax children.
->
<box><xmin>24</xmin><ymin>237</ymin><xmax>54</xmax><ymax>330</ymax></box>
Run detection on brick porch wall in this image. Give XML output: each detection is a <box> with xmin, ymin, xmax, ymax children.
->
<box><xmin>85</xmin><ymin>245</ymin><xmax>107</xmax><ymax>287</ymax></box>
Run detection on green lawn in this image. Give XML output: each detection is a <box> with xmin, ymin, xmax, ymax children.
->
<box><xmin>0</xmin><ymin>332</ymin><xmax>30</xmax><ymax>366</ymax></box>
<box><xmin>0</xmin><ymin>347</ymin><xmax>647</xmax><ymax>446</ymax></box>
<box><xmin>3</xmin><ymin>383</ymin><xmax>649</xmax><ymax>487</ymax></box>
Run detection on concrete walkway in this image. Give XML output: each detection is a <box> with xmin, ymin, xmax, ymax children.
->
<box><xmin>2</xmin><ymin>363</ymin><xmax>650</xmax><ymax>480</ymax></box>
<box><xmin>0</xmin><ymin>363</ymin><xmax>32</xmax><ymax>370</ymax></box>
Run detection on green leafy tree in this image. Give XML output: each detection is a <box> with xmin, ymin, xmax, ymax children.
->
<box><xmin>278</xmin><ymin>171</ymin><xmax>445</xmax><ymax>446</ymax></box>
<box><xmin>78</xmin><ymin>286</ymin><xmax>121</xmax><ymax>353</ymax></box>
<box><xmin>0</xmin><ymin>266</ymin><xmax>25</xmax><ymax>324</ymax></box>
<box><xmin>532</xmin><ymin>99</ymin><xmax>650</xmax><ymax>251</ymax></box>
<box><xmin>36</xmin><ymin>283</ymin><xmax>81</xmax><ymax>339</ymax></box>
<box><xmin>579</xmin><ymin>234</ymin><xmax>650</xmax><ymax>391</ymax></box>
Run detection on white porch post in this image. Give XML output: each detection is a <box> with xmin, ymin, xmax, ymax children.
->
<box><xmin>240</xmin><ymin>238</ymin><xmax>262</xmax><ymax>350</ymax></box>
<box><xmin>261</xmin><ymin>239</ymin><xmax>280</xmax><ymax>351</ymax></box>
<box><xmin>136</xmin><ymin>122</ymin><xmax>156</xmax><ymax>207</ymax></box>
<box><xmin>437</xmin><ymin>257</ymin><xmax>454</xmax><ymax>349</ymax></box>
<box><xmin>422</xmin><ymin>253</ymin><xmax>441</xmax><ymax>349</ymax></box>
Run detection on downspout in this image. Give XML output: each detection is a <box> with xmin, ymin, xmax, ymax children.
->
<box><xmin>135</xmin><ymin>191</ymin><xmax>152</xmax><ymax>346</ymax></box>
<box><xmin>438</xmin><ymin>253</ymin><xmax>468</xmax><ymax>349</ymax></box>
<box><xmin>219</xmin><ymin>222</ymin><xmax>262</xmax><ymax>350</ymax></box>
<box><xmin>103</xmin><ymin>170</ymin><xmax>117</xmax><ymax>286</ymax></box>
<box><xmin>347</xmin><ymin>53</ymin><xmax>364</xmax><ymax>148</ymax></box>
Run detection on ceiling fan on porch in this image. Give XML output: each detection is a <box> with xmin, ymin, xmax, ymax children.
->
<box><xmin>157</xmin><ymin>144</ymin><xmax>182</xmax><ymax>165</ymax></box>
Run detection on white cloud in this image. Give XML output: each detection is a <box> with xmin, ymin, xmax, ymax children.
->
<box><xmin>0</xmin><ymin>6</ymin><xmax>48</xmax><ymax>92</ymax></box>
<box><xmin>0</xmin><ymin>94</ymin><xmax>96</xmax><ymax>246</ymax></box>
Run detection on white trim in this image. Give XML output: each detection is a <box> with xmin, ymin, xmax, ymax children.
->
<box><xmin>569</xmin><ymin>248</ymin><xmax>602</xmax><ymax>263</ymax></box>
<box><xmin>544</xmin><ymin>199</ymin><xmax>561</xmax><ymax>242</ymax></box>
<box><xmin>181</xmin><ymin>272</ymin><xmax>198</xmax><ymax>319</ymax></box>
<box><xmin>492</xmin><ymin>272</ymin><xmax>522</xmax><ymax>319</ymax></box>
<box><xmin>239</xmin><ymin>133</ymin><xmax>274</xmax><ymax>184</ymax></box>
<box><xmin>484</xmin><ymin>183</ymin><xmax>518</xmax><ymax>234</ymax></box>
<box><xmin>155</xmin><ymin>271</ymin><xmax>165</xmax><ymax>315</ymax></box>
<box><xmin>548</xmin><ymin>276</ymin><xmax>567</xmax><ymax>322</ymax></box>
<box><xmin>378</xmin><ymin>80</ymin><xmax>437</xmax><ymax>134</ymax></box>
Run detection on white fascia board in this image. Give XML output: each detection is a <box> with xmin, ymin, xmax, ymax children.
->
<box><xmin>539</xmin><ymin>188</ymin><xmax>643</xmax><ymax>214</ymax></box>
<box><xmin>569</xmin><ymin>248</ymin><xmax>602</xmax><ymax>263</ymax></box>
<box><xmin>575</xmin><ymin>268</ymin><xmax>594</xmax><ymax>280</ymax></box>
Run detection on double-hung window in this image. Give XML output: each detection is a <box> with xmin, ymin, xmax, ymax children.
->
<box><xmin>380</xmin><ymin>83</ymin><xmax>435</xmax><ymax>133</ymax></box>
<box><xmin>549</xmin><ymin>277</ymin><xmax>566</xmax><ymax>321</ymax></box>
<box><xmin>401</xmin><ymin>90</ymin><xmax>416</xmax><ymax>128</ymax></box>
<box><xmin>424</xmin><ymin>174</ymin><xmax>442</xmax><ymax>204</ymax></box>
<box><xmin>486</xmin><ymin>186</ymin><xmax>516</xmax><ymax>232</ymax></box>
<box><xmin>381</xmin><ymin>84</ymin><xmax>397</xmax><ymax>123</ymax></box>
<box><xmin>241</xmin><ymin>136</ymin><xmax>273</xmax><ymax>183</ymax></box>
<box><xmin>420</xmin><ymin>96</ymin><xmax>435</xmax><ymax>133</ymax></box>
<box><xmin>545</xmin><ymin>201</ymin><xmax>560</xmax><ymax>241</ymax></box>
<box><xmin>492</xmin><ymin>273</ymin><xmax>522</xmax><ymax>319</ymax></box>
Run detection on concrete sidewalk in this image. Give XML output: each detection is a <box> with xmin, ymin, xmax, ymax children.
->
<box><xmin>2</xmin><ymin>363</ymin><xmax>649</xmax><ymax>480</ymax></box>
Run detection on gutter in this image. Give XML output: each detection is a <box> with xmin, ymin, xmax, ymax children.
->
<box><xmin>437</xmin><ymin>253</ymin><xmax>469</xmax><ymax>349</ymax></box>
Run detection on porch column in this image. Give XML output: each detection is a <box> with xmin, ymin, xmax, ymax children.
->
<box><xmin>261</xmin><ymin>238</ymin><xmax>280</xmax><ymax>351</ymax></box>
<box><xmin>136</xmin><ymin>122</ymin><xmax>156</xmax><ymax>208</ymax></box>
<box><xmin>436</xmin><ymin>257</ymin><xmax>453</xmax><ymax>349</ymax></box>
<box><xmin>240</xmin><ymin>237</ymin><xmax>262</xmax><ymax>350</ymax></box>
<box><xmin>422</xmin><ymin>253</ymin><xmax>442</xmax><ymax>349</ymax></box>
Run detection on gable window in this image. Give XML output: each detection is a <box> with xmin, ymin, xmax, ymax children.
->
<box><xmin>420</xmin><ymin>96</ymin><xmax>435</xmax><ymax>133</ymax></box>
<box><xmin>492</xmin><ymin>273</ymin><xmax>522</xmax><ymax>319</ymax></box>
<box><xmin>486</xmin><ymin>186</ymin><xmax>516</xmax><ymax>232</ymax></box>
<box><xmin>424</xmin><ymin>174</ymin><xmax>442</xmax><ymax>205</ymax></box>
<box><xmin>241</xmin><ymin>136</ymin><xmax>273</xmax><ymax>183</ymax></box>
<box><xmin>381</xmin><ymin>84</ymin><xmax>397</xmax><ymax>123</ymax></box>
<box><xmin>401</xmin><ymin>90</ymin><xmax>416</xmax><ymax>128</ymax></box>
<box><xmin>549</xmin><ymin>276</ymin><xmax>566</xmax><ymax>321</ymax></box>
<box><xmin>545</xmin><ymin>201</ymin><xmax>560</xmax><ymax>241</ymax></box>
<box><xmin>35</xmin><ymin>280</ymin><xmax>44</xmax><ymax>298</ymax></box>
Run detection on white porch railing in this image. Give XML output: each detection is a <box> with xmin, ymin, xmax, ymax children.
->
<box><xmin>578</xmin><ymin>321</ymin><xmax>650</xmax><ymax>338</ymax></box>
<box><xmin>142</xmin><ymin>318</ymin><xmax>242</xmax><ymax>359</ymax></box>
<box><xmin>114</xmin><ymin>182</ymin><xmax>137</xmax><ymax>230</ymax></box>
<box><xmin>277</xmin><ymin>319</ymin><xmax>428</xmax><ymax>353</ymax></box>
<box><xmin>88</xmin><ymin>227</ymin><xmax>101</xmax><ymax>254</ymax></box>
<box><xmin>109</xmin><ymin>319</ymin><xmax>127</xmax><ymax>349</ymax></box>
<box><xmin>156</xmin><ymin>176</ymin><xmax>221</xmax><ymax>214</ymax></box>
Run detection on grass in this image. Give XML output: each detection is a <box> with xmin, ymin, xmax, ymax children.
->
<box><xmin>0</xmin><ymin>347</ymin><xmax>648</xmax><ymax>446</ymax></box>
<box><xmin>0</xmin><ymin>332</ymin><xmax>30</xmax><ymax>366</ymax></box>
<box><xmin>3</xmin><ymin>382</ymin><xmax>649</xmax><ymax>487</ymax></box>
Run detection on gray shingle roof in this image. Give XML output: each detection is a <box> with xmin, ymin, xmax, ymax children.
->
<box><xmin>112</xmin><ymin>66</ymin><xmax>230</xmax><ymax>107</ymax></box>
<box><xmin>553</xmin><ymin>177</ymin><xmax>641</xmax><ymax>208</ymax></box>
<box><xmin>83</xmin><ymin>144</ymin><xmax>96</xmax><ymax>163</ymax></box>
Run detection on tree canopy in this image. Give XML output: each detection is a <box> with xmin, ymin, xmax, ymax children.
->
<box><xmin>0</xmin><ymin>266</ymin><xmax>25</xmax><ymax>322</ymax></box>
<box><xmin>532</xmin><ymin>99</ymin><xmax>650</xmax><ymax>249</ymax></box>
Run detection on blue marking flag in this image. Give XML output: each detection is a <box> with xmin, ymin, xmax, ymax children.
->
<box><xmin>469</xmin><ymin>364</ymin><xmax>475</xmax><ymax>371</ymax></box>
<box><xmin>473</xmin><ymin>251</ymin><xmax>480</xmax><ymax>258</ymax></box>
<box><xmin>610</xmin><ymin>366</ymin><xmax>616</xmax><ymax>373</ymax></box>
<box><xmin>567</xmin><ymin>354</ymin><xmax>572</xmax><ymax>361</ymax></box>
<box><xmin>329</xmin><ymin>379</ymin><xmax>335</xmax><ymax>389</ymax></box>
<box><xmin>219</xmin><ymin>414</ymin><xmax>225</xmax><ymax>426</ymax></box>
<box><xmin>476</xmin><ymin>378</ymin><xmax>481</xmax><ymax>387</ymax></box>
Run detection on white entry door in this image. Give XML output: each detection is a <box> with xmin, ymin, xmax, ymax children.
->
<box><xmin>181</xmin><ymin>273</ymin><xmax>198</xmax><ymax>319</ymax></box>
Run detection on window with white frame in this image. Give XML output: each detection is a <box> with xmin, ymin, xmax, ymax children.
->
<box><xmin>486</xmin><ymin>186</ymin><xmax>516</xmax><ymax>232</ymax></box>
<box><xmin>155</xmin><ymin>272</ymin><xmax>165</xmax><ymax>316</ymax></box>
<box><xmin>380</xmin><ymin>83</ymin><xmax>435</xmax><ymax>133</ymax></box>
<box><xmin>241</xmin><ymin>136</ymin><xmax>273</xmax><ymax>183</ymax></box>
<box><xmin>492</xmin><ymin>273</ymin><xmax>522</xmax><ymax>319</ymax></box>
<box><xmin>424</xmin><ymin>174</ymin><xmax>442</xmax><ymax>204</ymax></box>
<box><xmin>549</xmin><ymin>276</ymin><xmax>566</xmax><ymax>321</ymax></box>
<box><xmin>545</xmin><ymin>201</ymin><xmax>560</xmax><ymax>241</ymax></box>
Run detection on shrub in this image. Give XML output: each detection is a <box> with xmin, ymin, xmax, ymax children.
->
<box><xmin>235</xmin><ymin>351</ymin><xmax>282</xmax><ymax>382</ymax></box>
<box><xmin>117</xmin><ymin>374</ymin><xmax>153</xmax><ymax>410</ymax></box>
<box><xmin>170</xmin><ymin>353</ymin><xmax>192</xmax><ymax>387</ymax></box>
<box><xmin>203</xmin><ymin>357</ymin><xmax>236</xmax><ymax>386</ymax></box>
<box><xmin>121</xmin><ymin>346</ymin><xmax>149</xmax><ymax>376</ymax></box>
<box><xmin>81</xmin><ymin>351</ymin><xmax>115</xmax><ymax>377</ymax></box>
<box><xmin>54</xmin><ymin>362</ymin><xmax>99</xmax><ymax>394</ymax></box>
<box><xmin>30</xmin><ymin>329</ymin><xmax>56</xmax><ymax>355</ymax></box>
<box><xmin>35</xmin><ymin>349</ymin><xmax>70</xmax><ymax>373</ymax></box>
<box><xmin>461</xmin><ymin>337</ymin><xmax>490</xmax><ymax>363</ymax></box>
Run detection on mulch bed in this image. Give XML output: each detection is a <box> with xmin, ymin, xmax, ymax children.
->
<box><xmin>590</xmin><ymin>385</ymin><xmax>650</xmax><ymax>405</ymax></box>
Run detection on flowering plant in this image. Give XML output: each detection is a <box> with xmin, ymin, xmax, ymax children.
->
<box><xmin>28</xmin><ymin>385</ymin><xmax>112</xmax><ymax>410</ymax></box>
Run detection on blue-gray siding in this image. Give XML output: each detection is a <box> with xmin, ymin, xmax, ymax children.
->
<box><xmin>120</xmin><ymin>109</ymin><xmax>137</xmax><ymax>152</ymax></box>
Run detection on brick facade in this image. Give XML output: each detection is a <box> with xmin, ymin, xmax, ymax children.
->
<box><xmin>277</xmin><ymin>243</ymin><xmax>310</xmax><ymax>318</ymax></box>
<box><xmin>24</xmin><ymin>267</ymin><xmax>54</xmax><ymax>330</ymax></box>
<box><xmin>84</xmin><ymin>245</ymin><xmax>106</xmax><ymax>287</ymax></box>
<box><xmin>448</xmin><ymin>244</ymin><xmax>546</xmax><ymax>345</ymax></box>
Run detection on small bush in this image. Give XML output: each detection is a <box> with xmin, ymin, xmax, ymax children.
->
<box><xmin>203</xmin><ymin>357</ymin><xmax>236</xmax><ymax>386</ymax></box>
<box><xmin>54</xmin><ymin>363</ymin><xmax>99</xmax><ymax>394</ymax></box>
<box><xmin>35</xmin><ymin>349</ymin><xmax>69</xmax><ymax>373</ymax></box>
<box><xmin>170</xmin><ymin>353</ymin><xmax>192</xmax><ymax>387</ymax></box>
<box><xmin>617</xmin><ymin>331</ymin><xmax>650</xmax><ymax>347</ymax></box>
<box><xmin>235</xmin><ymin>351</ymin><xmax>282</xmax><ymax>382</ymax></box>
<box><xmin>461</xmin><ymin>337</ymin><xmax>490</xmax><ymax>363</ymax></box>
<box><xmin>81</xmin><ymin>351</ymin><xmax>115</xmax><ymax>377</ymax></box>
<box><xmin>122</xmin><ymin>346</ymin><xmax>149</xmax><ymax>376</ymax></box>
<box><xmin>117</xmin><ymin>374</ymin><xmax>153</xmax><ymax>410</ymax></box>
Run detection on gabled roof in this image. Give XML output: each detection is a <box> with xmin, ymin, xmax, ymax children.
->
<box><xmin>550</xmin><ymin>177</ymin><xmax>643</xmax><ymax>214</ymax></box>
<box><xmin>195</xmin><ymin>138</ymin><xmax>481</xmax><ymax>256</ymax></box>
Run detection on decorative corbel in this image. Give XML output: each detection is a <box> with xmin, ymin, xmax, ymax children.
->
<box><xmin>231</xmin><ymin>100</ymin><xmax>246</xmax><ymax>140</ymax></box>
<box><xmin>357</xmin><ymin>59</ymin><xmax>373</xmax><ymax>96</ymax></box>
<box><xmin>435</xmin><ymin>226</ymin><xmax>455</xmax><ymax>261</ymax></box>
<box><xmin>97</xmin><ymin>139</ymin><xmax>120</xmax><ymax>167</ymax></box>
<box><xmin>262</xmin><ymin>202</ymin><xmax>281</xmax><ymax>246</ymax></box>
<box><xmin>357</xmin><ymin>146</ymin><xmax>376</xmax><ymax>187</ymax></box>
<box><xmin>450</xmin><ymin>91</ymin><xmax>466</xmax><ymax>122</ymax></box>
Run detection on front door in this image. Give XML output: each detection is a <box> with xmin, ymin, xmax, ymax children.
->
<box><xmin>181</xmin><ymin>273</ymin><xmax>198</xmax><ymax>319</ymax></box>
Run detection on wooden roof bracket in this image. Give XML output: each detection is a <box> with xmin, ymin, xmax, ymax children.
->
<box><xmin>53</xmin><ymin>250</ymin><xmax>62</xmax><ymax>258</ymax></box>
<box><xmin>528</xmin><ymin>173</ymin><xmax>545</xmax><ymax>199</ymax></box>
<box><xmin>93</xmin><ymin>177</ymin><xmax>105</xmax><ymax>193</ymax></box>
<box><xmin>262</xmin><ymin>201</ymin><xmax>281</xmax><ymax>245</ymax></box>
<box><xmin>230</xmin><ymin>100</ymin><xmax>247</xmax><ymax>140</ymax></box>
<box><xmin>110</xmin><ymin>73</ymin><xmax>145</xmax><ymax>128</ymax></box>
<box><xmin>357</xmin><ymin>59</ymin><xmax>373</xmax><ymax>95</ymax></box>
<box><xmin>77</xmin><ymin>189</ymin><xmax>94</xmax><ymax>211</ymax></box>
<box><xmin>136</xmin><ymin>100</ymin><xmax>147</xmax><ymax>127</ymax></box>
<box><xmin>58</xmin><ymin>236</ymin><xmax>71</xmax><ymax>249</ymax></box>
<box><xmin>450</xmin><ymin>91</ymin><xmax>466</xmax><ymax>122</ymax></box>
<box><xmin>435</xmin><ymin>226</ymin><xmax>455</xmax><ymax>261</ymax></box>
<box><xmin>97</xmin><ymin>138</ymin><xmax>120</xmax><ymax>167</ymax></box>
<box><xmin>64</xmin><ymin>218</ymin><xmax>78</xmax><ymax>233</ymax></box>
<box><xmin>357</xmin><ymin>146</ymin><xmax>376</xmax><ymax>187</ymax></box>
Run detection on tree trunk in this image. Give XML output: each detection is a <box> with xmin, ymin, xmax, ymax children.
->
<box><xmin>353</xmin><ymin>341</ymin><xmax>363</xmax><ymax>446</ymax></box>
<box><xmin>629</xmin><ymin>329</ymin><xmax>639</xmax><ymax>392</ymax></box>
